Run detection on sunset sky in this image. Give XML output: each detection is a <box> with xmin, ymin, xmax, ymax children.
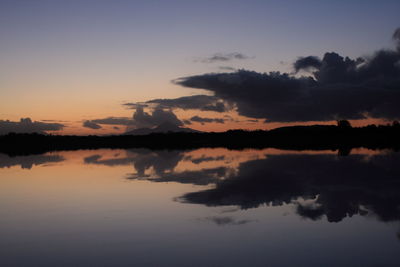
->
<box><xmin>1</xmin><ymin>0</ymin><xmax>400</xmax><ymax>135</ymax></box>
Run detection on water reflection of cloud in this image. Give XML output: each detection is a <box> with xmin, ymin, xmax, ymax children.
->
<box><xmin>83</xmin><ymin>148</ymin><xmax>260</xmax><ymax>184</ymax></box>
<box><xmin>0</xmin><ymin>153</ymin><xmax>64</xmax><ymax>169</ymax></box>
<box><xmin>180</xmin><ymin>153</ymin><xmax>400</xmax><ymax>224</ymax></box>
<box><xmin>80</xmin><ymin>148</ymin><xmax>400</xmax><ymax>225</ymax></box>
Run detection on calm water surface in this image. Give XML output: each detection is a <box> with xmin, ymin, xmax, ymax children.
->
<box><xmin>1</xmin><ymin>148</ymin><xmax>399</xmax><ymax>267</ymax></box>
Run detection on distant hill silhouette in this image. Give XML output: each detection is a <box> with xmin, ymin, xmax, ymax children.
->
<box><xmin>125</xmin><ymin>122</ymin><xmax>200</xmax><ymax>135</ymax></box>
<box><xmin>1</xmin><ymin>123</ymin><xmax>400</xmax><ymax>156</ymax></box>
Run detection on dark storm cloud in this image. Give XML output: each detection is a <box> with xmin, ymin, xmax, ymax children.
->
<box><xmin>145</xmin><ymin>95</ymin><xmax>231</xmax><ymax>113</ymax></box>
<box><xmin>393</xmin><ymin>27</ymin><xmax>400</xmax><ymax>51</ymax></box>
<box><xmin>174</xmin><ymin>70</ymin><xmax>316</xmax><ymax>122</ymax></box>
<box><xmin>293</xmin><ymin>56</ymin><xmax>322</xmax><ymax>72</ymax></box>
<box><xmin>0</xmin><ymin>118</ymin><xmax>65</xmax><ymax>135</ymax></box>
<box><xmin>83</xmin><ymin>120</ymin><xmax>102</xmax><ymax>129</ymax></box>
<box><xmin>174</xmin><ymin>28</ymin><xmax>400</xmax><ymax>122</ymax></box>
<box><xmin>189</xmin><ymin>116</ymin><xmax>225</xmax><ymax>124</ymax></box>
<box><xmin>197</xmin><ymin>53</ymin><xmax>250</xmax><ymax>63</ymax></box>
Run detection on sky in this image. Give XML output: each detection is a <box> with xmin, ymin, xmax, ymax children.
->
<box><xmin>0</xmin><ymin>0</ymin><xmax>399</xmax><ymax>135</ymax></box>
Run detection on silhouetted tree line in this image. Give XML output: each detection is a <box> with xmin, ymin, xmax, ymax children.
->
<box><xmin>1</xmin><ymin>122</ymin><xmax>400</xmax><ymax>155</ymax></box>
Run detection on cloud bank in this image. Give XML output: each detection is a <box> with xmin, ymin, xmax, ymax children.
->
<box><xmin>91</xmin><ymin>117</ymin><xmax>133</xmax><ymax>125</ymax></box>
<box><xmin>173</xmin><ymin>28</ymin><xmax>400</xmax><ymax>122</ymax></box>
<box><xmin>83</xmin><ymin>120</ymin><xmax>102</xmax><ymax>129</ymax></box>
<box><xmin>196</xmin><ymin>52</ymin><xmax>250</xmax><ymax>63</ymax></box>
<box><xmin>125</xmin><ymin>95</ymin><xmax>231</xmax><ymax>113</ymax></box>
<box><xmin>123</xmin><ymin>95</ymin><xmax>232</xmax><ymax>129</ymax></box>
<box><xmin>85</xmin><ymin>109</ymin><xmax>185</xmax><ymax>131</ymax></box>
<box><xmin>131</xmin><ymin>106</ymin><xmax>183</xmax><ymax>129</ymax></box>
<box><xmin>0</xmin><ymin>118</ymin><xmax>64</xmax><ymax>135</ymax></box>
<box><xmin>189</xmin><ymin>116</ymin><xmax>225</xmax><ymax>124</ymax></box>
<box><xmin>82</xmin><ymin>117</ymin><xmax>133</xmax><ymax>131</ymax></box>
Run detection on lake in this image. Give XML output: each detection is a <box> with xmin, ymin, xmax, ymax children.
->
<box><xmin>1</xmin><ymin>148</ymin><xmax>399</xmax><ymax>267</ymax></box>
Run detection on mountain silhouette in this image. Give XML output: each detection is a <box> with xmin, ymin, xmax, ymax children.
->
<box><xmin>124</xmin><ymin>122</ymin><xmax>200</xmax><ymax>135</ymax></box>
